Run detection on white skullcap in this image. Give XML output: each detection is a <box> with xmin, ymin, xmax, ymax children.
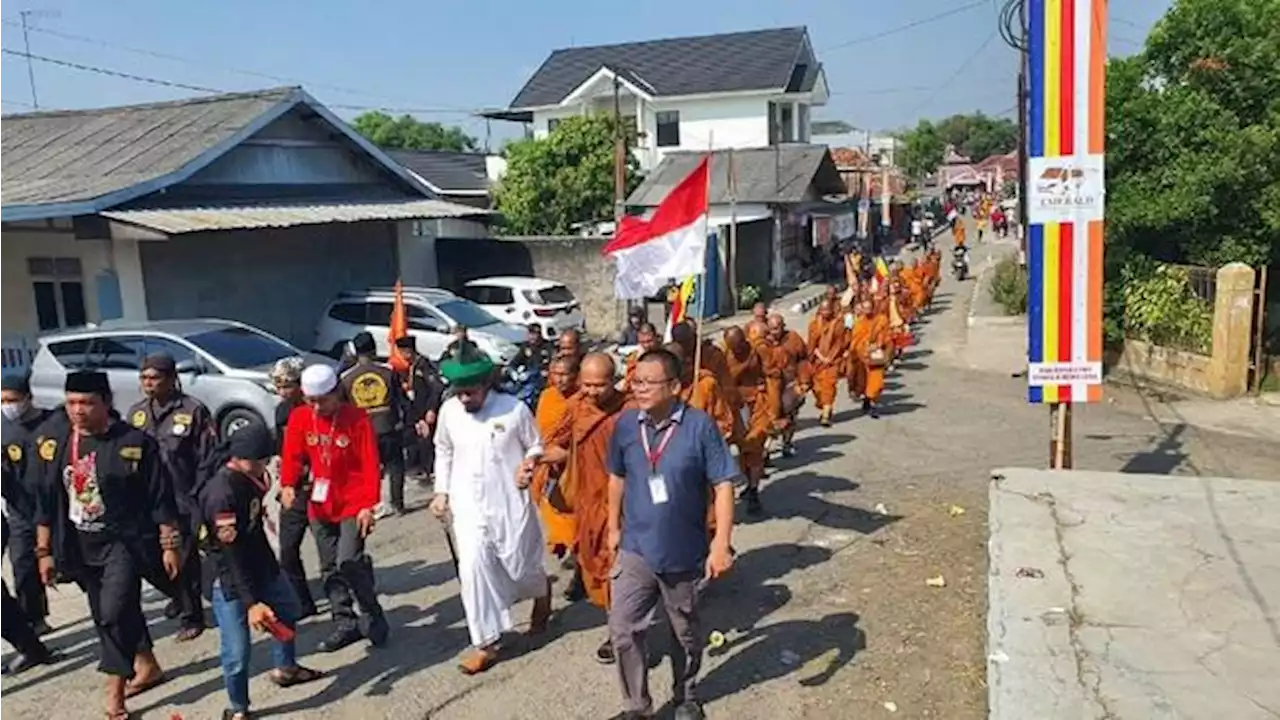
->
<box><xmin>300</xmin><ymin>364</ymin><xmax>339</xmax><ymax>398</ymax></box>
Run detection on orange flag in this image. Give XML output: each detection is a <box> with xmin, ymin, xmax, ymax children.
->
<box><xmin>387</xmin><ymin>279</ymin><xmax>410</xmax><ymax>373</ymax></box>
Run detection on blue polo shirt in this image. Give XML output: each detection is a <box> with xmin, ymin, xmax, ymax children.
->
<box><xmin>607</xmin><ymin>403</ymin><xmax>740</xmax><ymax>574</ymax></box>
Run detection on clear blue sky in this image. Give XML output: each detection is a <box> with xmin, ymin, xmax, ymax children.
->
<box><xmin>1</xmin><ymin>0</ymin><xmax>1169</xmax><ymax>147</ymax></box>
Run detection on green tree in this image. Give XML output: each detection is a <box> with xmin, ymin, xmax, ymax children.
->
<box><xmin>351</xmin><ymin>111</ymin><xmax>478</xmax><ymax>152</ymax></box>
<box><xmin>898</xmin><ymin>113</ymin><xmax>1018</xmax><ymax>179</ymax></box>
<box><xmin>493</xmin><ymin>115</ymin><xmax>640</xmax><ymax>235</ymax></box>
<box><xmin>897</xmin><ymin>120</ymin><xmax>946</xmax><ymax>178</ymax></box>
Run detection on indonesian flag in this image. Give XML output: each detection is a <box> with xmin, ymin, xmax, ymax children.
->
<box><xmin>603</xmin><ymin>157</ymin><xmax>709</xmax><ymax>299</ymax></box>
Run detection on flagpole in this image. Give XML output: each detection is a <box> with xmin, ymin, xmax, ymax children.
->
<box><xmin>693</xmin><ymin>131</ymin><xmax>713</xmax><ymax>379</ymax></box>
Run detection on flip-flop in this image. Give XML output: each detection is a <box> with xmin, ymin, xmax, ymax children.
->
<box><xmin>174</xmin><ymin>626</ymin><xmax>204</xmax><ymax>643</ymax></box>
<box><xmin>269</xmin><ymin>666</ymin><xmax>324</xmax><ymax>688</ymax></box>
<box><xmin>124</xmin><ymin>673</ymin><xmax>167</xmax><ymax>698</ymax></box>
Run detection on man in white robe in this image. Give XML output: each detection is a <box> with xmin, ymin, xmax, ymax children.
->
<box><xmin>431</xmin><ymin>353</ymin><xmax>552</xmax><ymax>674</ymax></box>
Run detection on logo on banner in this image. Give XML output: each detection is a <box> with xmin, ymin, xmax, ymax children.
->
<box><xmin>1028</xmin><ymin>154</ymin><xmax>1105</xmax><ymax>224</ymax></box>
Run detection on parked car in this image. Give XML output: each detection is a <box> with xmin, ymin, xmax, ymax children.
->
<box><xmin>27</xmin><ymin>319</ymin><xmax>329</xmax><ymax>438</ymax></box>
<box><xmin>461</xmin><ymin>276</ymin><xmax>586</xmax><ymax>340</ymax></box>
<box><xmin>314</xmin><ymin>286</ymin><xmax>525</xmax><ymax>364</ymax></box>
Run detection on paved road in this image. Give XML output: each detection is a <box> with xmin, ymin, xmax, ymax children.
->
<box><xmin>5</xmin><ymin>228</ymin><xmax>1279</xmax><ymax>719</ymax></box>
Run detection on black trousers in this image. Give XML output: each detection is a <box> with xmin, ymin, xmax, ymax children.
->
<box><xmin>377</xmin><ymin>432</ymin><xmax>405</xmax><ymax>510</ymax></box>
<box><xmin>6</xmin><ymin>518</ymin><xmax>48</xmax><ymax>625</ymax></box>
<box><xmin>311</xmin><ymin>518</ymin><xmax>383</xmax><ymax>633</ymax></box>
<box><xmin>278</xmin><ymin>490</ymin><xmax>315</xmax><ymax>613</ymax></box>
<box><xmin>2</xmin><ymin>580</ymin><xmax>44</xmax><ymax>656</ymax></box>
<box><xmin>172</xmin><ymin>511</ymin><xmax>204</xmax><ymax>628</ymax></box>
<box><xmin>403</xmin><ymin>426</ymin><xmax>434</xmax><ymax>476</ymax></box>
<box><xmin>78</xmin><ymin>542</ymin><xmax>153</xmax><ymax>678</ymax></box>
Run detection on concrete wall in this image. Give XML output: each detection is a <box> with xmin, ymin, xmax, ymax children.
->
<box><xmin>436</xmin><ymin>236</ymin><xmax>620</xmax><ymax>337</ymax></box>
<box><xmin>1113</xmin><ymin>340</ymin><xmax>1214</xmax><ymax>395</ymax></box>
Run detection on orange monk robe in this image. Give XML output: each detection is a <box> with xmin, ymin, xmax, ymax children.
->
<box><xmin>807</xmin><ymin>314</ymin><xmax>849</xmax><ymax>409</ymax></box>
<box><xmin>953</xmin><ymin>221</ymin><xmax>967</xmax><ymax>247</ymax></box>
<box><xmin>542</xmin><ymin>392</ymin><xmax>629</xmax><ymax>609</ymax></box>
<box><xmin>680</xmin><ymin>369</ymin><xmax>740</xmax><ymax>535</ymax></box>
<box><xmin>531</xmin><ymin>386</ymin><xmax>576</xmax><ymax>549</ymax></box>
<box><xmin>621</xmin><ymin>350</ymin><xmax>641</xmax><ymax>393</ymax></box>
<box><xmin>697</xmin><ymin>341</ymin><xmax>740</xmax><ymax>410</ymax></box>
<box><xmin>724</xmin><ymin>343</ymin><xmax>774</xmax><ymax>476</ymax></box>
<box><xmin>755</xmin><ymin>339</ymin><xmax>788</xmax><ymax>432</ymax></box>
<box><xmin>901</xmin><ymin>264</ymin><xmax>927</xmax><ymax>318</ymax></box>
<box><xmin>849</xmin><ymin>313</ymin><xmax>891</xmax><ymax>401</ymax></box>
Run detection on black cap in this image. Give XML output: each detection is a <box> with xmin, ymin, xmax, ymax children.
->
<box><xmin>227</xmin><ymin>422</ymin><xmax>274</xmax><ymax>461</ymax></box>
<box><xmin>141</xmin><ymin>352</ymin><xmax>176</xmax><ymax>375</ymax></box>
<box><xmin>394</xmin><ymin>335</ymin><xmax>417</xmax><ymax>350</ymax></box>
<box><xmin>1</xmin><ymin>373</ymin><xmax>31</xmax><ymax>395</ymax></box>
<box><xmin>65</xmin><ymin>370</ymin><xmax>111</xmax><ymax>397</ymax></box>
<box><xmin>352</xmin><ymin>331</ymin><xmax>376</xmax><ymax>354</ymax></box>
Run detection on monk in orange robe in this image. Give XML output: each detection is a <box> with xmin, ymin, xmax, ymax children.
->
<box><xmin>849</xmin><ymin>297</ymin><xmax>891</xmax><ymax>418</ymax></box>
<box><xmin>621</xmin><ymin>321</ymin><xmax>660</xmax><ymax>392</ymax></box>
<box><xmin>807</xmin><ymin>299</ymin><xmax>849</xmax><ymax>426</ymax></box>
<box><xmin>766</xmin><ymin>313</ymin><xmax>809</xmax><ymax>455</ymax></box>
<box><xmin>538</xmin><ymin>353</ymin><xmax>629</xmax><ymax>663</ymax></box>
<box><xmin>671</xmin><ymin>320</ymin><xmax>738</xmax><ymax>410</ymax></box>
<box><xmin>723</xmin><ymin>326</ymin><xmax>773</xmax><ymax>517</ymax></box>
<box><xmin>531</xmin><ymin>355</ymin><xmax>579</xmax><ymax>563</ymax></box>
<box><xmin>953</xmin><ymin>219</ymin><xmax>968</xmax><ymax>248</ymax></box>
<box><xmin>666</xmin><ymin>340</ymin><xmax>740</xmax><ymax>537</ymax></box>
<box><xmin>901</xmin><ymin>260</ymin><xmax>928</xmax><ymax>318</ymax></box>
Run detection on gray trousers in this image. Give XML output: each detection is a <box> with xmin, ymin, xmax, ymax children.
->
<box><xmin>608</xmin><ymin>550</ymin><xmax>703</xmax><ymax>714</ymax></box>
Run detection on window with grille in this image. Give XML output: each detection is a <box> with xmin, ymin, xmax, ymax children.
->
<box><xmin>27</xmin><ymin>257</ymin><xmax>86</xmax><ymax>331</ymax></box>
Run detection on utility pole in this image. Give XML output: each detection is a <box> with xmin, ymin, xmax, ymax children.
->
<box><xmin>612</xmin><ymin>75</ymin><xmax>625</xmax><ymax>224</ymax></box>
<box><xmin>1017</xmin><ymin>1</ymin><xmax>1029</xmax><ymax>267</ymax></box>
<box><xmin>19</xmin><ymin>10</ymin><xmax>43</xmax><ymax>109</ymax></box>
<box><xmin>727</xmin><ymin>147</ymin><xmax>738</xmax><ymax>311</ymax></box>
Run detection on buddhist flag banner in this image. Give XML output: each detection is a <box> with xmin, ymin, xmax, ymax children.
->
<box><xmin>1025</xmin><ymin>0</ymin><xmax>1107</xmax><ymax>404</ymax></box>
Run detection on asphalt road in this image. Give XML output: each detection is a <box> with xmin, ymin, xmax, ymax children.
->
<box><xmin>5</xmin><ymin>228</ymin><xmax>1278</xmax><ymax>719</ymax></box>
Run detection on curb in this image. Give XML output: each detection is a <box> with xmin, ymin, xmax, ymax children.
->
<box><xmin>789</xmin><ymin>292</ymin><xmax>827</xmax><ymax>314</ymax></box>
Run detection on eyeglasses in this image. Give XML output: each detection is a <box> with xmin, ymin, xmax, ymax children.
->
<box><xmin>630</xmin><ymin>378</ymin><xmax>675</xmax><ymax>390</ymax></box>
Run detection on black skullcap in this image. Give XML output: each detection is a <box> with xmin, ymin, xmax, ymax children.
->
<box><xmin>65</xmin><ymin>370</ymin><xmax>111</xmax><ymax>397</ymax></box>
<box><xmin>394</xmin><ymin>335</ymin><xmax>417</xmax><ymax>350</ymax></box>
<box><xmin>352</xmin><ymin>331</ymin><xmax>376</xmax><ymax>354</ymax></box>
<box><xmin>1</xmin><ymin>373</ymin><xmax>31</xmax><ymax>395</ymax></box>
<box><xmin>141</xmin><ymin>353</ymin><xmax>177</xmax><ymax>375</ymax></box>
<box><xmin>227</xmin><ymin>421</ymin><xmax>274</xmax><ymax>461</ymax></box>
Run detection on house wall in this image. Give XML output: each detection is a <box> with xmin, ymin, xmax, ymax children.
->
<box><xmin>436</xmin><ymin>236</ymin><xmax>621</xmax><ymax>336</ymax></box>
<box><xmin>138</xmin><ymin>222</ymin><xmax>399</xmax><ymax>350</ymax></box>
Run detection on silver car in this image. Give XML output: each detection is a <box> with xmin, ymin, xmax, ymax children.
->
<box><xmin>28</xmin><ymin>319</ymin><xmax>330</xmax><ymax>438</ymax></box>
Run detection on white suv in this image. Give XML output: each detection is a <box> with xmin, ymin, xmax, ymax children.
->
<box><xmin>314</xmin><ymin>287</ymin><xmax>525</xmax><ymax>364</ymax></box>
<box><xmin>461</xmin><ymin>276</ymin><xmax>586</xmax><ymax>340</ymax></box>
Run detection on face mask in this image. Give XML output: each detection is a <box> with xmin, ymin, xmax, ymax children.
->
<box><xmin>1</xmin><ymin>401</ymin><xmax>29</xmax><ymax>421</ymax></box>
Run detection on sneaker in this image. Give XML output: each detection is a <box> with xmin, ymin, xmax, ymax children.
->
<box><xmin>744</xmin><ymin>488</ymin><xmax>763</xmax><ymax>517</ymax></box>
<box><xmin>366</xmin><ymin>615</ymin><xmax>390</xmax><ymax>648</ymax></box>
<box><xmin>595</xmin><ymin>638</ymin><xmax>616</xmax><ymax>664</ymax></box>
<box><xmin>373</xmin><ymin>504</ymin><xmax>396</xmax><ymax>520</ymax></box>
<box><xmin>674</xmin><ymin>701</ymin><xmax>706</xmax><ymax>720</ymax></box>
<box><xmin>316</xmin><ymin>626</ymin><xmax>362</xmax><ymax>653</ymax></box>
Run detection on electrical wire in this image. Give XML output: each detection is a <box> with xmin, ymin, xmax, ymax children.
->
<box><xmin>905</xmin><ymin>29</ymin><xmax>1000</xmax><ymax>117</ymax></box>
<box><xmin>1</xmin><ymin>48</ymin><xmax>223</xmax><ymax>94</ymax></box>
<box><xmin>824</xmin><ymin>0</ymin><xmax>990</xmax><ymax>51</ymax></box>
<box><xmin>998</xmin><ymin>0</ymin><xmax>1027</xmax><ymax>51</ymax></box>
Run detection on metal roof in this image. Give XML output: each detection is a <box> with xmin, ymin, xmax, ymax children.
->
<box><xmin>508</xmin><ymin>27</ymin><xmax>814</xmax><ymax>108</ymax></box>
<box><xmin>101</xmin><ymin>199</ymin><xmax>491</xmax><ymax>235</ymax></box>
<box><xmin>388</xmin><ymin>150</ymin><xmax>490</xmax><ymax>194</ymax></box>
<box><xmin>626</xmin><ymin>145</ymin><xmax>846</xmax><ymax>207</ymax></box>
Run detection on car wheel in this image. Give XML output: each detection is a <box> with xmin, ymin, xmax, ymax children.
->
<box><xmin>220</xmin><ymin>408</ymin><xmax>263</xmax><ymax>439</ymax></box>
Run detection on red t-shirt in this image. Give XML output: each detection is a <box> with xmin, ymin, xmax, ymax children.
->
<box><xmin>280</xmin><ymin>403</ymin><xmax>380</xmax><ymax>522</ymax></box>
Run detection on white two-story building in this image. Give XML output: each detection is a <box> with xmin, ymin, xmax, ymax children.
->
<box><xmin>484</xmin><ymin>26</ymin><xmax>830</xmax><ymax>171</ymax></box>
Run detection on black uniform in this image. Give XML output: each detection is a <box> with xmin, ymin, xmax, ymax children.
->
<box><xmin>31</xmin><ymin>420</ymin><xmax>177</xmax><ymax>677</ymax></box>
<box><xmin>195</xmin><ymin>466</ymin><xmax>282</xmax><ymax>606</ymax></box>
<box><xmin>2</xmin><ymin>407</ymin><xmax>53</xmax><ymax>629</ymax></box>
<box><xmin>339</xmin><ymin>360</ymin><xmax>406</xmax><ymax>511</ymax></box>
<box><xmin>401</xmin><ymin>354</ymin><xmax>444</xmax><ymax>478</ymax></box>
<box><xmin>274</xmin><ymin>397</ymin><xmax>316</xmax><ymax>615</ymax></box>
<box><xmin>126</xmin><ymin>393</ymin><xmax>216</xmax><ymax>631</ymax></box>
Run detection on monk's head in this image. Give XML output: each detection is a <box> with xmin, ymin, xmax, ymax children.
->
<box><xmin>858</xmin><ymin>298</ymin><xmax>874</xmax><ymax>317</ymax></box>
<box><xmin>751</xmin><ymin>302</ymin><xmax>767</xmax><ymax>322</ymax></box>
<box><xmin>578</xmin><ymin>353</ymin><xmax>617</xmax><ymax>407</ymax></box>
<box><xmin>766</xmin><ymin>313</ymin><xmax>785</xmax><ymax>342</ymax></box>
<box><xmin>551</xmin><ymin>355</ymin><xmax>579</xmax><ymax>396</ymax></box>
<box><xmin>636</xmin><ymin>322</ymin><xmax>659</xmax><ymax>352</ymax></box>
<box><xmin>632</xmin><ymin>349</ymin><xmax>682</xmax><ymax>414</ymax></box>
<box><xmin>824</xmin><ymin>285</ymin><xmax>838</xmax><ymax>302</ymax></box>
<box><xmin>670</xmin><ymin>320</ymin><xmax>697</xmax><ymax>356</ymax></box>
<box><xmin>818</xmin><ymin>300</ymin><xmax>836</xmax><ymax>320</ymax></box>
<box><xmin>556</xmin><ymin>328</ymin><xmax>582</xmax><ymax>358</ymax></box>
<box><xmin>723</xmin><ymin>326</ymin><xmax>748</xmax><ymax>355</ymax></box>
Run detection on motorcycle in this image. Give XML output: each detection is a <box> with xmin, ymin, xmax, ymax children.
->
<box><xmin>952</xmin><ymin>244</ymin><xmax>970</xmax><ymax>281</ymax></box>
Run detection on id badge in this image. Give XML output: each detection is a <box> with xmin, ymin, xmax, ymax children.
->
<box><xmin>647</xmin><ymin>474</ymin><xmax>669</xmax><ymax>505</ymax></box>
<box><xmin>844</xmin><ymin>313</ymin><xmax>855</xmax><ymax>329</ymax></box>
<box><xmin>311</xmin><ymin>477</ymin><xmax>331</xmax><ymax>503</ymax></box>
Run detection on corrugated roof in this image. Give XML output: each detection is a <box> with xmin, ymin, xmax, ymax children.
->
<box><xmin>626</xmin><ymin>145</ymin><xmax>845</xmax><ymax>206</ymax></box>
<box><xmin>388</xmin><ymin>150</ymin><xmax>489</xmax><ymax>194</ymax></box>
<box><xmin>101</xmin><ymin>199</ymin><xmax>491</xmax><ymax>234</ymax></box>
<box><xmin>1</xmin><ymin>87</ymin><xmax>298</xmax><ymax>209</ymax></box>
<box><xmin>510</xmin><ymin>27</ymin><xmax>811</xmax><ymax>108</ymax></box>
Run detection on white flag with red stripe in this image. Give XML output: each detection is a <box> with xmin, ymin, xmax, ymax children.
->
<box><xmin>602</xmin><ymin>157</ymin><xmax>709</xmax><ymax>299</ymax></box>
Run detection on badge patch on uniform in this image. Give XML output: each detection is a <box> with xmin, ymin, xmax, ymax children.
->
<box><xmin>306</xmin><ymin>432</ymin><xmax>319</xmax><ymax>446</ymax></box>
<box><xmin>38</xmin><ymin>438</ymin><xmax>56</xmax><ymax>461</ymax></box>
<box><xmin>131</xmin><ymin>410</ymin><xmax>147</xmax><ymax>428</ymax></box>
<box><xmin>335</xmin><ymin>434</ymin><xmax>350</xmax><ymax>448</ymax></box>
<box><xmin>249</xmin><ymin>498</ymin><xmax>261</xmax><ymax>523</ymax></box>
<box><xmin>349</xmin><ymin>371</ymin><xmax>389</xmax><ymax>410</ymax></box>
<box><xmin>214</xmin><ymin>512</ymin><xmax>237</xmax><ymax>543</ymax></box>
<box><xmin>492</xmin><ymin>422</ymin><xmax>506</xmax><ymax>433</ymax></box>
<box><xmin>6</xmin><ymin>444</ymin><xmax>21</xmax><ymax>462</ymax></box>
<box><xmin>119</xmin><ymin>446</ymin><xmax>142</xmax><ymax>461</ymax></box>
<box><xmin>173</xmin><ymin>413</ymin><xmax>193</xmax><ymax>427</ymax></box>
<box><xmin>172</xmin><ymin>423</ymin><xmax>188</xmax><ymax>436</ymax></box>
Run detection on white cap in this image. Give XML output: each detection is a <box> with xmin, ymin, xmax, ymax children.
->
<box><xmin>301</xmin><ymin>364</ymin><xmax>339</xmax><ymax>398</ymax></box>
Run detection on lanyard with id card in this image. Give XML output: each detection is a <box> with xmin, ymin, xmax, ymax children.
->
<box><xmin>309</xmin><ymin>410</ymin><xmax>340</xmax><ymax>504</ymax></box>
<box><xmin>640</xmin><ymin>422</ymin><xmax>677</xmax><ymax>505</ymax></box>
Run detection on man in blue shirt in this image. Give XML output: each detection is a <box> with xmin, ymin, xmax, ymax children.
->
<box><xmin>606</xmin><ymin>348</ymin><xmax>738</xmax><ymax>720</ymax></box>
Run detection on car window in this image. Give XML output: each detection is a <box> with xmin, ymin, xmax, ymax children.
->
<box><xmin>184</xmin><ymin>326</ymin><xmax>300</xmax><ymax>369</ymax></box>
<box><xmin>435</xmin><ymin>299</ymin><xmax>500</xmax><ymax>328</ymax></box>
<box><xmin>45</xmin><ymin>338</ymin><xmax>94</xmax><ymax>370</ymax></box>
<box><xmin>328</xmin><ymin>302</ymin><xmax>367</xmax><ymax>324</ymax></box>
<box><xmin>365</xmin><ymin>302</ymin><xmax>394</xmax><ymax>326</ymax></box>
<box><xmin>533</xmin><ymin>285</ymin><xmax>575</xmax><ymax>305</ymax></box>
<box><xmin>460</xmin><ymin>286</ymin><xmax>487</xmax><ymax>303</ymax></box>
<box><xmin>406</xmin><ymin>304</ymin><xmax>446</xmax><ymax>332</ymax></box>
<box><xmin>142</xmin><ymin>337</ymin><xmax>199</xmax><ymax>369</ymax></box>
<box><xmin>93</xmin><ymin>335</ymin><xmax>146</xmax><ymax>371</ymax></box>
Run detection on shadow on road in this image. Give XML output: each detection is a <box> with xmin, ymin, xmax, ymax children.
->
<box><xmin>1118</xmin><ymin>423</ymin><xmax>1192</xmax><ymax>475</ymax></box>
<box><xmin>745</xmin><ymin>469</ymin><xmax>901</xmax><ymax>535</ymax></box>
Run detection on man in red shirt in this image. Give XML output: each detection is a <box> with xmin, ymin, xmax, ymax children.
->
<box><xmin>280</xmin><ymin>364</ymin><xmax>388</xmax><ymax>653</ymax></box>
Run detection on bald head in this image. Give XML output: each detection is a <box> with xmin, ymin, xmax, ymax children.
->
<box><xmin>767</xmin><ymin>313</ymin><xmax>785</xmax><ymax>340</ymax></box>
<box><xmin>723</xmin><ymin>326</ymin><xmax>748</xmax><ymax>354</ymax></box>
<box><xmin>550</xmin><ymin>355</ymin><xmax>579</xmax><ymax>396</ymax></box>
<box><xmin>670</xmin><ymin>321</ymin><xmax>696</xmax><ymax>352</ymax></box>
<box><xmin>751</xmin><ymin>302</ymin><xmax>767</xmax><ymax>321</ymax></box>
<box><xmin>579</xmin><ymin>352</ymin><xmax>617</xmax><ymax>405</ymax></box>
<box><xmin>557</xmin><ymin>328</ymin><xmax>582</xmax><ymax>358</ymax></box>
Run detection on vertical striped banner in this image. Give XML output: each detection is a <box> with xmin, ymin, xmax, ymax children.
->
<box><xmin>1026</xmin><ymin>0</ymin><xmax>1106</xmax><ymax>403</ymax></box>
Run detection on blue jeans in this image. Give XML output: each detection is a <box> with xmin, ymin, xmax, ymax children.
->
<box><xmin>211</xmin><ymin>574</ymin><xmax>301</xmax><ymax>712</ymax></box>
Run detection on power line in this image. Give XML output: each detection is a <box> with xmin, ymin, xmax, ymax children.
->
<box><xmin>906</xmin><ymin>29</ymin><xmax>1000</xmax><ymax>118</ymax></box>
<box><xmin>2</xmin><ymin>97</ymin><xmax>36</xmax><ymax>108</ymax></box>
<box><xmin>1</xmin><ymin>48</ymin><xmax>224</xmax><ymax>93</ymax></box>
<box><xmin>824</xmin><ymin>0</ymin><xmax>990</xmax><ymax>51</ymax></box>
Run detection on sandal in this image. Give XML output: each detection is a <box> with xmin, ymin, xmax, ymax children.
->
<box><xmin>174</xmin><ymin>625</ymin><xmax>204</xmax><ymax>643</ymax></box>
<box><xmin>123</xmin><ymin>673</ymin><xmax>167</xmax><ymax>698</ymax></box>
<box><xmin>269</xmin><ymin>665</ymin><xmax>324</xmax><ymax>688</ymax></box>
<box><xmin>457</xmin><ymin>647</ymin><xmax>499</xmax><ymax>675</ymax></box>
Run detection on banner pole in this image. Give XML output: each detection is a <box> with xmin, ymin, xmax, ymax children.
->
<box><xmin>693</xmin><ymin>132</ymin><xmax>713</xmax><ymax>378</ymax></box>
